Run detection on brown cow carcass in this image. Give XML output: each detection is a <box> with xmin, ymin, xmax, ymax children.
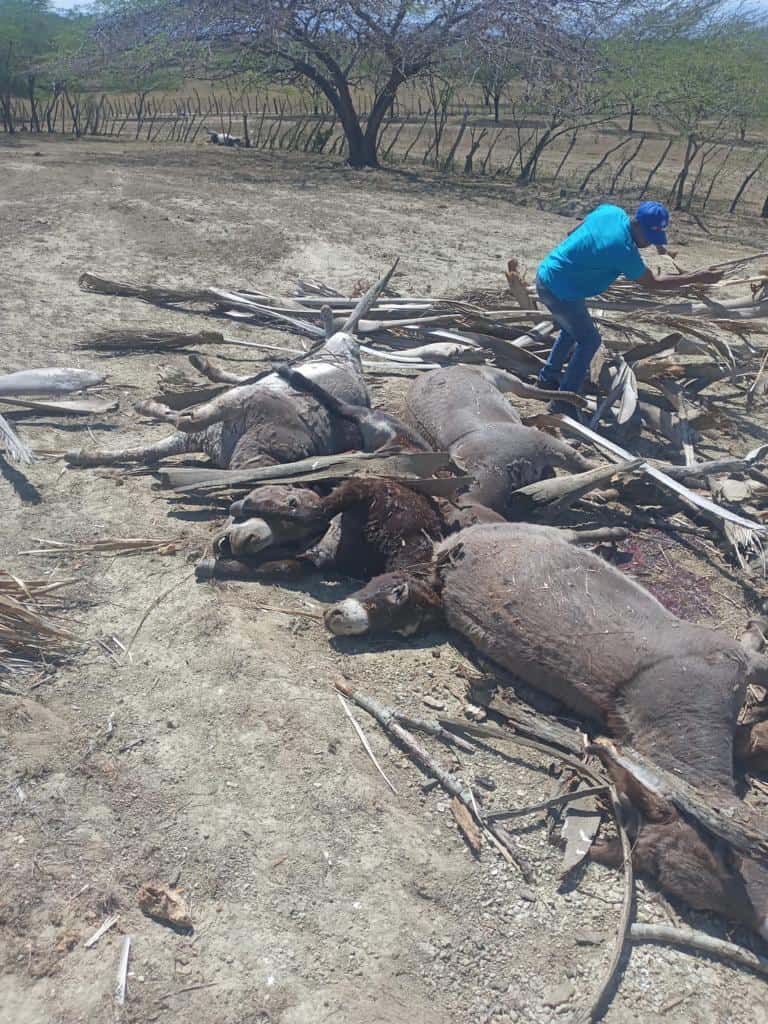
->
<box><xmin>324</xmin><ymin>521</ymin><xmax>768</xmax><ymax>938</ymax></box>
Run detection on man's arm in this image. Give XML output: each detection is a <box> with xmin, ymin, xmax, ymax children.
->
<box><xmin>636</xmin><ymin>266</ymin><xmax>723</xmax><ymax>291</ymax></box>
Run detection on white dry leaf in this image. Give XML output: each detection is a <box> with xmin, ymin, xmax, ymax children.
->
<box><xmin>617</xmin><ymin>364</ymin><xmax>639</xmax><ymax>425</ymax></box>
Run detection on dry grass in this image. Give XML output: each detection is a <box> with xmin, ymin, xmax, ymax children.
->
<box><xmin>0</xmin><ymin>572</ymin><xmax>80</xmax><ymax>675</ymax></box>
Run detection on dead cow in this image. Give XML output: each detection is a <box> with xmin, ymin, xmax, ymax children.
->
<box><xmin>208</xmin><ymin>132</ymin><xmax>241</xmax><ymax>147</ymax></box>
<box><xmin>274</xmin><ymin>364</ymin><xmax>432</xmax><ymax>452</ymax></box>
<box><xmin>405</xmin><ymin>366</ymin><xmax>594</xmax><ymax>516</ymax></box>
<box><xmin>204</xmin><ymin>478</ymin><xmax>446</xmax><ymax>583</ymax></box>
<box><xmin>65</xmin><ymin>333</ymin><xmax>369</xmax><ymax>470</ymax></box>
<box><xmin>324</xmin><ymin>521</ymin><xmax>768</xmax><ymax>937</ymax></box>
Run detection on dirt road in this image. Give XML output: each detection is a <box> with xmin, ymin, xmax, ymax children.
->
<box><xmin>1</xmin><ymin>136</ymin><xmax>767</xmax><ymax>1024</ymax></box>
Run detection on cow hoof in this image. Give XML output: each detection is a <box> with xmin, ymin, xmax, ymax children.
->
<box><xmin>65</xmin><ymin>449</ymin><xmax>85</xmax><ymax>466</ymax></box>
<box><xmin>195</xmin><ymin>556</ymin><xmax>216</xmax><ymax>582</ymax></box>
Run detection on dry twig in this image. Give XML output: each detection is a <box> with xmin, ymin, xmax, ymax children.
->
<box><xmin>630</xmin><ymin>922</ymin><xmax>768</xmax><ymax>979</ymax></box>
<box><xmin>337</xmin><ymin>694</ymin><xmax>398</xmax><ymax>795</ymax></box>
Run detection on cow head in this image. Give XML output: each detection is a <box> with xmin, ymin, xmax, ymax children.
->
<box><xmin>324</xmin><ymin>572</ymin><xmax>442</xmax><ymax>637</ymax></box>
<box><xmin>226</xmin><ymin>485</ymin><xmax>328</xmax><ymax>554</ymax></box>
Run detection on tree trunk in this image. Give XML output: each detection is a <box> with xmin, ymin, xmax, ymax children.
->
<box><xmin>552</xmin><ymin>131</ymin><xmax>578</xmax><ymax>182</ymax></box>
<box><xmin>493</xmin><ymin>92</ymin><xmax>500</xmax><ymax>124</ymax></box>
<box><xmin>360</xmin><ymin>70</ymin><xmax>406</xmax><ymax>168</ymax></box>
<box><xmin>609</xmin><ymin>134</ymin><xmax>646</xmax><ymax>194</ymax></box>
<box><xmin>672</xmin><ymin>134</ymin><xmax>699</xmax><ymax>211</ymax></box>
<box><xmin>134</xmin><ymin>91</ymin><xmax>147</xmax><ymax>139</ymax></box>
<box><xmin>27</xmin><ymin>75</ymin><xmax>40</xmax><ymax>133</ymax></box>
<box><xmin>580</xmin><ymin>136</ymin><xmax>632</xmax><ymax>193</ymax></box>
<box><xmin>1</xmin><ymin>92</ymin><xmax>14</xmax><ymax>133</ymax></box>
<box><xmin>730</xmin><ymin>152</ymin><xmax>768</xmax><ymax>215</ymax></box>
<box><xmin>627</xmin><ymin>102</ymin><xmax>636</xmax><ymax>134</ymax></box>
<box><xmin>640</xmin><ymin>137</ymin><xmax>673</xmax><ymax>198</ymax></box>
<box><xmin>761</xmin><ymin>194</ymin><xmax>768</xmax><ymax>219</ymax></box>
<box><xmin>346</xmin><ymin>125</ymin><xmax>379</xmax><ymax>168</ymax></box>
<box><xmin>517</xmin><ymin>129</ymin><xmax>552</xmax><ymax>185</ymax></box>
<box><xmin>702</xmin><ymin>146</ymin><xmax>733</xmax><ymax>210</ymax></box>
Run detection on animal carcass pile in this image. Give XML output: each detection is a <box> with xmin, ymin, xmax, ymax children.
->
<box><xmin>46</xmin><ymin>256</ymin><xmax>768</xmax><ymax>990</ymax></box>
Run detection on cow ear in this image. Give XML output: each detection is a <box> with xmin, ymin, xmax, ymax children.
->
<box><xmin>387</xmin><ymin>581</ymin><xmax>410</xmax><ymax>606</ymax></box>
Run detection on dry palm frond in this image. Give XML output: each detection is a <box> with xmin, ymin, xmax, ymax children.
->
<box><xmin>19</xmin><ymin>538</ymin><xmax>180</xmax><ymax>557</ymax></box>
<box><xmin>80</xmin><ymin>329</ymin><xmax>225</xmax><ymax>352</ymax></box>
<box><xmin>79</xmin><ymin>272</ymin><xmax>214</xmax><ymax>306</ymax></box>
<box><xmin>0</xmin><ymin>412</ymin><xmax>33</xmax><ymax>464</ymax></box>
<box><xmin>724</xmin><ymin>521</ymin><xmax>766</xmax><ymax>574</ymax></box>
<box><xmin>0</xmin><ymin>572</ymin><xmax>79</xmax><ymax>674</ymax></box>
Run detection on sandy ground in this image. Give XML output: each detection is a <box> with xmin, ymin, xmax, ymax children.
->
<box><xmin>2</xmin><ymin>135</ymin><xmax>768</xmax><ymax>1024</ymax></box>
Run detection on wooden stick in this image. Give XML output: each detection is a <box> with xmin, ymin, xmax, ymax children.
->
<box><xmin>747</xmin><ymin>350</ymin><xmax>768</xmax><ymax>411</ymax></box>
<box><xmin>576</xmin><ymin>786</ymin><xmax>634</xmax><ymax>1024</ymax></box>
<box><xmin>341</xmin><ymin>259</ymin><xmax>400</xmax><ymax>335</ymax></box>
<box><xmin>392</xmin><ymin>711</ymin><xmax>476</xmax><ymax>753</ymax></box>
<box><xmin>115</xmin><ymin>935</ymin><xmax>131</xmax><ymax>1005</ymax></box>
<box><xmin>452</xmin><ymin>797</ymin><xmax>483</xmax><ymax>853</ymax></box>
<box><xmin>161</xmin><ymin>450</ymin><xmax>452</xmax><ymax>493</ymax></box>
<box><xmin>629</xmin><ymin>922</ymin><xmax>768</xmax><ymax>978</ymax></box>
<box><xmin>487</xmin><ymin>785</ymin><xmax>608</xmax><ymax>821</ymax></box>
<box><xmin>694</xmin><ymin>249</ymin><xmax>768</xmax><ymax>275</ymax></box>
<box><xmin>126</xmin><ymin>575</ymin><xmax>188</xmax><ymax>652</ymax></box>
<box><xmin>544</xmin><ymin>414</ymin><xmax>766</xmax><ymax>536</ymax></box>
<box><xmin>84</xmin><ymin>914</ymin><xmax>119</xmax><ymax>949</ymax></box>
<box><xmin>156</xmin><ymin>981</ymin><xmax>220</xmax><ymax>1001</ymax></box>
<box><xmin>252</xmin><ymin>604</ymin><xmax>322</xmax><ymax>620</ymax></box>
<box><xmin>0</xmin><ymin>396</ymin><xmax>119</xmax><ymax>416</ymax></box>
<box><xmin>336</xmin><ymin>679</ymin><xmax>473</xmax><ymax>802</ymax></box>
<box><xmin>510</xmin><ymin>460</ymin><xmax>642</xmax><ymax>517</ymax></box>
<box><xmin>337</xmin><ymin>694</ymin><xmax>398</xmax><ymax>795</ymax></box>
<box><xmin>652</xmin><ymin>445</ymin><xmax>768</xmax><ymax>481</ymax></box>
<box><xmin>335</xmin><ymin>679</ymin><xmax>529</xmax><ymax>874</ymax></box>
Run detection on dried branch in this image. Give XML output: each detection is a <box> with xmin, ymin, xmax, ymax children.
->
<box><xmin>337</xmin><ymin>693</ymin><xmax>398</xmax><ymax>795</ymax></box>
<box><xmin>630</xmin><ymin>922</ymin><xmax>768</xmax><ymax>979</ymax></box>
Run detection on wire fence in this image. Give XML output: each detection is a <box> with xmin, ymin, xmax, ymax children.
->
<box><xmin>2</xmin><ymin>87</ymin><xmax>766</xmax><ymax>217</ymax></box>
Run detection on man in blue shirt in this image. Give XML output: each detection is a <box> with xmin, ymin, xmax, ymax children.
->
<box><xmin>536</xmin><ymin>202</ymin><xmax>722</xmax><ymax>411</ymax></box>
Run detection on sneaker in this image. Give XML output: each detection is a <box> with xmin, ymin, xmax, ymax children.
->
<box><xmin>538</xmin><ymin>376</ymin><xmax>560</xmax><ymax>392</ymax></box>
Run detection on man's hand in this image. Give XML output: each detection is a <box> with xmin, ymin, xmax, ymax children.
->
<box><xmin>691</xmin><ymin>267</ymin><xmax>724</xmax><ymax>285</ymax></box>
<box><xmin>637</xmin><ymin>266</ymin><xmax>724</xmax><ymax>292</ymax></box>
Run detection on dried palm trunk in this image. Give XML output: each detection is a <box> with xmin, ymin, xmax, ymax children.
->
<box><xmin>0</xmin><ymin>368</ymin><xmax>106</xmax><ymax>396</ymax></box>
<box><xmin>509</xmin><ymin>460</ymin><xmax>642</xmax><ymax>518</ymax></box>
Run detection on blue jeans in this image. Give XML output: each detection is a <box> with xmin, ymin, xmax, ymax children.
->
<box><xmin>535</xmin><ymin>274</ymin><xmax>601</xmax><ymax>395</ymax></box>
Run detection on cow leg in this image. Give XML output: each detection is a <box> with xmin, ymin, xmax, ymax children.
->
<box><xmin>592</xmin><ymin>820</ymin><xmax>759</xmax><ymax>932</ymax></box>
<box><xmin>189</xmin><ymin>353</ymin><xmax>246</xmax><ymax>385</ymax></box>
<box><xmin>66</xmin><ymin>431</ymin><xmax>192</xmax><ymax>467</ymax></box>
<box><xmin>561</xmin><ymin>526</ymin><xmax>630</xmax><ymax>546</ymax></box>
<box><xmin>740</xmin><ymin>615</ymin><xmax>768</xmax><ymax>703</ymax></box>
<box><xmin>195</xmin><ymin>554</ymin><xmax>308</xmax><ymax>582</ymax></box>
<box><xmin>741</xmin><ymin>616</ymin><xmax>768</xmax><ymax>655</ymax></box>
<box><xmin>588</xmin><ymin>838</ymin><xmax>622</xmax><ymax>867</ymax></box>
<box><xmin>735</xmin><ymin>720</ymin><xmax>768</xmax><ymax>772</ymax></box>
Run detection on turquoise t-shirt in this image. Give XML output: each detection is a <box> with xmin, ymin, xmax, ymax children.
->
<box><xmin>538</xmin><ymin>205</ymin><xmax>647</xmax><ymax>300</ymax></box>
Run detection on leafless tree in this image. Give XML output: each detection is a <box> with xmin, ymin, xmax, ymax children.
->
<box><xmin>91</xmin><ymin>0</ymin><xmax>635</xmax><ymax>168</ymax></box>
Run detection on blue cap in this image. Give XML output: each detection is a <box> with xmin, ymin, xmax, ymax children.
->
<box><xmin>635</xmin><ymin>201</ymin><xmax>669</xmax><ymax>246</ymax></box>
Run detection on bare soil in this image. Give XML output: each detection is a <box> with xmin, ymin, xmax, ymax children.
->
<box><xmin>2</xmin><ymin>135</ymin><xmax>768</xmax><ymax>1024</ymax></box>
